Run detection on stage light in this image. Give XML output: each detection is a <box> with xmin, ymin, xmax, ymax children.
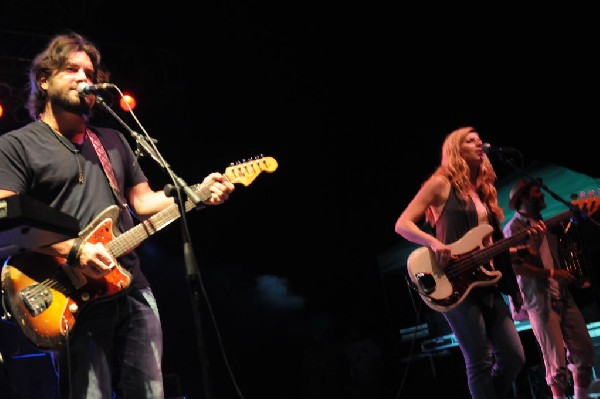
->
<box><xmin>119</xmin><ymin>93</ymin><xmax>136</xmax><ymax>112</ymax></box>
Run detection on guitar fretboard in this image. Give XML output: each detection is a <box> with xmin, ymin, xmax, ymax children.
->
<box><xmin>107</xmin><ymin>183</ymin><xmax>211</xmax><ymax>258</ymax></box>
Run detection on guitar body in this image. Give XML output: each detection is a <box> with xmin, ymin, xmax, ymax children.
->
<box><xmin>407</xmin><ymin>224</ymin><xmax>502</xmax><ymax>312</ymax></box>
<box><xmin>1</xmin><ymin>206</ymin><xmax>132</xmax><ymax>349</ymax></box>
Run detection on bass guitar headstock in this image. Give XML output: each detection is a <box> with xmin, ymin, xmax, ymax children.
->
<box><xmin>571</xmin><ymin>189</ymin><xmax>600</xmax><ymax>218</ymax></box>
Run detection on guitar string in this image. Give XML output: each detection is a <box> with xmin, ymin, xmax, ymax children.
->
<box><xmin>419</xmin><ymin>206</ymin><xmax>586</xmax><ymax>302</ymax></box>
<box><xmin>424</xmin><ymin>222</ymin><xmax>571</xmax><ymax>303</ymax></box>
<box><xmin>444</xmin><ymin>211</ymin><xmax>574</xmax><ymax>279</ymax></box>
<box><xmin>22</xmin><ymin>159</ymin><xmax>271</xmax><ymax>303</ymax></box>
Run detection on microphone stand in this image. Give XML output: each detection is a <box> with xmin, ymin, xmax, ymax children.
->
<box><xmin>95</xmin><ymin>96</ymin><xmax>215</xmax><ymax>399</ymax></box>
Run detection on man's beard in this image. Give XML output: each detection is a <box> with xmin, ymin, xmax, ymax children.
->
<box><xmin>52</xmin><ymin>92</ymin><xmax>91</xmax><ymax>116</ymax></box>
<box><xmin>532</xmin><ymin>199</ymin><xmax>546</xmax><ymax>213</ymax></box>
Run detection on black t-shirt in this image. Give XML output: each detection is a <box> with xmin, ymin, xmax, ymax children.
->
<box><xmin>0</xmin><ymin>120</ymin><xmax>149</xmax><ymax>289</ymax></box>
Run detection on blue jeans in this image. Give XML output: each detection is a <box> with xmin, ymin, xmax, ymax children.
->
<box><xmin>444</xmin><ymin>288</ymin><xmax>525</xmax><ymax>399</ymax></box>
<box><xmin>57</xmin><ymin>287</ymin><xmax>163</xmax><ymax>399</ymax></box>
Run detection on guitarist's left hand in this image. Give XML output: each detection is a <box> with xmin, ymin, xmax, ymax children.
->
<box><xmin>201</xmin><ymin>172</ymin><xmax>235</xmax><ymax>206</ymax></box>
<box><xmin>524</xmin><ymin>221</ymin><xmax>547</xmax><ymax>254</ymax></box>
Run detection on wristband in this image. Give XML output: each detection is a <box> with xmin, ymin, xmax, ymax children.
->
<box><xmin>549</xmin><ymin>268</ymin><xmax>555</xmax><ymax>279</ymax></box>
<box><xmin>67</xmin><ymin>237</ymin><xmax>84</xmax><ymax>266</ymax></box>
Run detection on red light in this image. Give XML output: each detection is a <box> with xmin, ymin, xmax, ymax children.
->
<box><xmin>119</xmin><ymin>94</ymin><xmax>137</xmax><ymax>111</ymax></box>
<box><xmin>0</xmin><ymin>103</ymin><xmax>3</xmax><ymax>118</ymax></box>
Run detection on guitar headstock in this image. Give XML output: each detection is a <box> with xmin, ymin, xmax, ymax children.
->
<box><xmin>225</xmin><ymin>156</ymin><xmax>278</xmax><ymax>186</ymax></box>
<box><xmin>571</xmin><ymin>189</ymin><xmax>600</xmax><ymax>217</ymax></box>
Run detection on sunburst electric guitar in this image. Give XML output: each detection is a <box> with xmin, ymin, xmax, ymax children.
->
<box><xmin>406</xmin><ymin>194</ymin><xmax>600</xmax><ymax>312</ymax></box>
<box><xmin>1</xmin><ymin>156</ymin><xmax>278</xmax><ymax>349</ymax></box>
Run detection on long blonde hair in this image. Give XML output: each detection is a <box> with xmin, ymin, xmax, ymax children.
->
<box><xmin>432</xmin><ymin>126</ymin><xmax>504</xmax><ymax>222</ymax></box>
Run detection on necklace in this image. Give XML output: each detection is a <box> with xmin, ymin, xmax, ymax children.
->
<box><xmin>40</xmin><ymin>120</ymin><xmax>85</xmax><ymax>184</ymax></box>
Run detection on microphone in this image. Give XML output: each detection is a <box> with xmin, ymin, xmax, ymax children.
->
<box><xmin>77</xmin><ymin>82</ymin><xmax>115</xmax><ymax>95</ymax></box>
<box><xmin>482</xmin><ymin>143</ymin><xmax>519</xmax><ymax>155</ymax></box>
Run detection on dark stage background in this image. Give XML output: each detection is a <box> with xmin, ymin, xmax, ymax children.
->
<box><xmin>1</xmin><ymin>3</ymin><xmax>600</xmax><ymax>398</ymax></box>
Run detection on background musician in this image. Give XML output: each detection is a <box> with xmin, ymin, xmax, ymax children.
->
<box><xmin>503</xmin><ymin>178</ymin><xmax>595</xmax><ymax>399</ymax></box>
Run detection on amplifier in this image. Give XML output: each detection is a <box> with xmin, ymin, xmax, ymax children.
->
<box><xmin>421</xmin><ymin>320</ymin><xmax>600</xmax><ymax>353</ymax></box>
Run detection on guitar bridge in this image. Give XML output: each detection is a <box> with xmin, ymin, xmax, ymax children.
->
<box><xmin>20</xmin><ymin>283</ymin><xmax>53</xmax><ymax>316</ymax></box>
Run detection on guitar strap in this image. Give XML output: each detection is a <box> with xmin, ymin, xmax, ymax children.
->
<box><xmin>488</xmin><ymin>208</ymin><xmax>520</xmax><ymax>297</ymax></box>
<box><xmin>87</xmin><ymin>128</ymin><xmax>138</xmax><ymax>225</ymax></box>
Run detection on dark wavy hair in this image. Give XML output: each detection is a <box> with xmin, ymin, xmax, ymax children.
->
<box><xmin>27</xmin><ymin>31</ymin><xmax>110</xmax><ymax>119</ymax></box>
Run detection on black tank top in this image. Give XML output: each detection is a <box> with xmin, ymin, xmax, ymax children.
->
<box><xmin>435</xmin><ymin>186</ymin><xmax>520</xmax><ymax>297</ymax></box>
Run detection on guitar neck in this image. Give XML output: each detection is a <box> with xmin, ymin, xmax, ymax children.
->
<box><xmin>103</xmin><ymin>156</ymin><xmax>278</xmax><ymax>259</ymax></box>
<box><xmin>107</xmin><ymin>183</ymin><xmax>210</xmax><ymax>258</ymax></box>
<box><xmin>475</xmin><ymin>209</ymin><xmax>572</xmax><ymax>263</ymax></box>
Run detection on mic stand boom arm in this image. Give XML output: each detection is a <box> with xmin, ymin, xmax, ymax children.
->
<box><xmin>493</xmin><ymin>150</ymin><xmax>597</xmax><ymax>225</ymax></box>
<box><xmin>94</xmin><ymin>96</ymin><xmax>202</xmax><ymax>205</ymax></box>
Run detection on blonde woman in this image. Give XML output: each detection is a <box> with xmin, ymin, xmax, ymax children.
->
<box><xmin>395</xmin><ymin>126</ymin><xmax>541</xmax><ymax>398</ymax></box>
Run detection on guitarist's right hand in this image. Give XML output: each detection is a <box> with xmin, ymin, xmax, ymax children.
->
<box><xmin>430</xmin><ymin>240</ymin><xmax>455</xmax><ymax>269</ymax></box>
<box><xmin>76</xmin><ymin>241</ymin><xmax>116</xmax><ymax>278</ymax></box>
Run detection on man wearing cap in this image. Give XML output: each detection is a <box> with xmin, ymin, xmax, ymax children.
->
<box><xmin>503</xmin><ymin>178</ymin><xmax>595</xmax><ymax>399</ymax></box>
